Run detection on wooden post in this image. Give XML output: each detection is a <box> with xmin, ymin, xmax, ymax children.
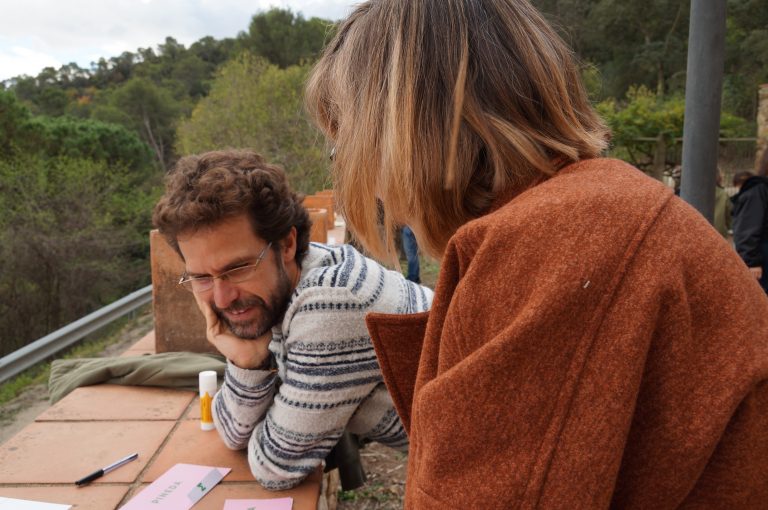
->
<box><xmin>149</xmin><ymin>230</ymin><xmax>214</xmax><ymax>354</ymax></box>
<box><xmin>307</xmin><ymin>208</ymin><xmax>329</xmax><ymax>243</ymax></box>
<box><xmin>304</xmin><ymin>195</ymin><xmax>335</xmax><ymax>229</ymax></box>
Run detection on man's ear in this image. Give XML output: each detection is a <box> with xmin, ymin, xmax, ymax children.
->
<box><xmin>281</xmin><ymin>227</ymin><xmax>298</xmax><ymax>264</ymax></box>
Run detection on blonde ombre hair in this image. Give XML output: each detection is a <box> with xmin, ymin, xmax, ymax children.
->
<box><xmin>306</xmin><ymin>0</ymin><xmax>609</xmax><ymax>260</ymax></box>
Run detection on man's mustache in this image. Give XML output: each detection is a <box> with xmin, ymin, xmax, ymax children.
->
<box><xmin>213</xmin><ymin>296</ymin><xmax>270</xmax><ymax>317</ymax></box>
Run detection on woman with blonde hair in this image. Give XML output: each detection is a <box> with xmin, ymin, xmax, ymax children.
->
<box><xmin>306</xmin><ymin>1</ymin><xmax>768</xmax><ymax>507</ymax></box>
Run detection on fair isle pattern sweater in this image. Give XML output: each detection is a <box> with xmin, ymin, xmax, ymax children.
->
<box><xmin>212</xmin><ymin>243</ymin><xmax>433</xmax><ymax>490</ymax></box>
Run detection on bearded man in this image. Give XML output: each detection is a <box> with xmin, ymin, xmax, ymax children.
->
<box><xmin>153</xmin><ymin>149</ymin><xmax>432</xmax><ymax>490</ymax></box>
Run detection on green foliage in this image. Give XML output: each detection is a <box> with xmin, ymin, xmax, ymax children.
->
<box><xmin>21</xmin><ymin>116</ymin><xmax>153</xmax><ymax>169</ymax></box>
<box><xmin>238</xmin><ymin>8</ymin><xmax>335</xmax><ymax>68</ymax></box>
<box><xmin>723</xmin><ymin>0</ymin><xmax>768</xmax><ymax>118</ymax></box>
<box><xmin>338</xmin><ymin>482</ymin><xmax>400</xmax><ymax>503</ymax></box>
<box><xmin>535</xmin><ymin>0</ymin><xmax>768</xmax><ymax>120</ymax></box>
<box><xmin>93</xmin><ymin>77</ymin><xmax>181</xmax><ymax>170</ymax></box>
<box><xmin>597</xmin><ymin>85</ymin><xmax>751</xmax><ymax>170</ymax></box>
<box><xmin>0</xmin><ymin>90</ymin><xmax>32</xmax><ymax>157</ymax></box>
<box><xmin>534</xmin><ymin>0</ymin><xmax>690</xmax><ymax>98</ymax></box>
<box><xmin>0</xmin><ymin>155</ymin><xmax>159</xmax><ymax>355</ymax></box>
<box><xmin>176</xmin><ymin>52</ymin><xmax>330</xmax><ymax>193</ymax></box>
<box><xmin>597</xmin><ymin>86</ymin><xmax>685</xmax><ymax>144</ymax></box>
<box><xmin>1</xmin><ymin>89</ymin><xmax>153</xmax><ymax>170</ymax></box>
<box><xmin>0</xmin><ymin>365</ymin><xmax>48</xmax><ymax>407</ymax></box>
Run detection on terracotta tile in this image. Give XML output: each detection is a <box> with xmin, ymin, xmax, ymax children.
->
<box><xmin>143</xmin><ymin>420</ymin><xmax>254</xmax><ymax>482</ymax></box>
<box><xmin>121</xmin><ymin>332</ymin><xmax>157</xmax><ymax>357</ymax></box>
<box><xmin>186</xmin><ymin>395</ymin><xmax>203</xmax><ymax>419</ymax></box>
<box><xmin>36</xmin><ymin>385</ymin><xmax>195</xmax><ymax>421</ymax></box>
<box><xmin>0</xmin><ymin>421</ymin><xmax>174</xmax><ymax>484</ymax></box>
<box><xmin>131</xmin><ymin>331</ymin><xmax>156</xmax><ymax>351</ymax></box>
<box><xmin>0</xmin><ymin>485</ymin><xmax>129</xmax><ymax>510</ymax></box>
<box><xmin>126</xmin><ymin>469</ymin><xmax>321</xmax><ymax>510</ymax></box>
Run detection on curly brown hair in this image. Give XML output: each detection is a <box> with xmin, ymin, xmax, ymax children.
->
<box><xmin>153</xmin><ymin>149</ymin><xmax>311</xmax><ymax>266</ymax></box>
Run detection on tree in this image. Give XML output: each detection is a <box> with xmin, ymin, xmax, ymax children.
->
<box><xmin>21</xmin><ymin>116</ymin><xmax>153</xmax><ymax>170</ymax></box>
<box><xmin>597</xmin><ymin>86</ymin><xmax>750</xmax><ymax>175</ymax></box>
<box><xmin>93</xmin><ymin>77</ymin><xmax>181</xmax><ymax>171</ymax></box>
<box><xmin>190</xmin><ymin>36</ymin><xmax>236</xmax><ymax>67</ymax></box>
<box><xmin>0</xmin><ymin>155</ymin><xmax>159</xmax><ymax>356</ymax></box>
<box><xmin>535</xmin><ymin>0</ymin><xmax>768</xmax><ymax>121</ymax></box>
<box><xmin>0</xmin><ymin>90</ymin><xmax>33</xmax><ymax>158</ymax></box>
<box><xmin>176</xmin><ymin>52</ymin><xmax>330</xmax><ymax>193</ymax></box>
<box><xmin>535</xmin><ymin>0</ymin><xmax>691</xmax><ymax>99</ymax></box>
<box><xmin>723</xmin><ymin>0</ymin><xmax>768</xmax><ymax>119</ymax></box>
<box><xmin>238</xmin><ymin>8</ymin><xmax>334</xmax><ymax>68</ymax></box>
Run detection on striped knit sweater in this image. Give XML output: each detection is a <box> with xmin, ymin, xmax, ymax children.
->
<box><xmin>212</xmin><ymin>243</ymin><xmax>433</xmax><ymax>490</ymax></box>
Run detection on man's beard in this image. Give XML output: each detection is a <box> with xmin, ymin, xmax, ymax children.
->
<box><xmin>212</xmin><ymin>262</ymin><xmax>294</xmax><ymax>339</ymax></box>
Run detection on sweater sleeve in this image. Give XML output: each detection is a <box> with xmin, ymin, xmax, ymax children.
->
<box><xmin>212</xmin><ymin>360</ymin><xmax>278</xmax><ymax>450</ymax></box>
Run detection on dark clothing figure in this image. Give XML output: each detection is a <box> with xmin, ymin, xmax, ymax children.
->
<box><xmin>732</xmin><ymin>175</ymin><xmax>768</xmax><ymax>292</ymax></box>
<box><xmin>401</xmin><ymin>226</ymin><xmax>420</xmax><ymax>283</ymax></box>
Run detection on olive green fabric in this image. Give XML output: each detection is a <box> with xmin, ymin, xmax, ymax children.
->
<box><xmin>48</xmin><ymin>352</ymin><xmax>225</xmax><ymax>403</ymax></box>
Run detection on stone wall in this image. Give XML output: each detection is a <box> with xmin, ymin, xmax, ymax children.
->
<box><xmin>757</xmin><ymin>84</ymin><xmax>768</xmax><ymax>172</ymax></box>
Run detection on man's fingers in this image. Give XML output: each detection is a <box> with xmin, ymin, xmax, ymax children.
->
<box><xmin>192</xmin><ymin>292</ymin><xmax>220</xmax><ymax>334</ymax></box>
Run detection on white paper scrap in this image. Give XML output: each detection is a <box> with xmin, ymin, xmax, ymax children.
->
<box><xmin>0</xmin><ymin>497</ymin><xmax>71</xmax><ymax>510</ymax></box>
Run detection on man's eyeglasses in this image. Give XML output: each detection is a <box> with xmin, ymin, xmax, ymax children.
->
<box><xmin>178</xmin><ymin>242</ymin><xmax>272</xmax><ymax>293</ymax></box>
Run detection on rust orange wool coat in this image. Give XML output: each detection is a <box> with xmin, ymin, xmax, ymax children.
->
<box><xmin>366</xmin><ymin>159</ymin><xmax>768</xmax><ymax>509</ymax></box>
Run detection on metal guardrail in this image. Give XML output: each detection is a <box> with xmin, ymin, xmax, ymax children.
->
<box><xmin>0</xmin><ymin>285</ymin><xmax>153</xmax><ymax>385</ymax></box>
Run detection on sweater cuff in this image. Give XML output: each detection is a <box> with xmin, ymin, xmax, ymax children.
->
<box><xmin>225</xmin><ymin>359</ymin><xmax>277</xmax><ymax>391</ymax></box>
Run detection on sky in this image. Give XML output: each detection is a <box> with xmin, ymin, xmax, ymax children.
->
<box><xmin>0</xmin><ymin>0</ymin><xmax>355</xmax><ymax>82</ymax></box>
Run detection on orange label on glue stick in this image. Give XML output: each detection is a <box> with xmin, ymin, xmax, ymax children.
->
<box><xmin>200</xmin><ymin>392</ymin><xmax>213</xmax><ymax>424</ymax></box>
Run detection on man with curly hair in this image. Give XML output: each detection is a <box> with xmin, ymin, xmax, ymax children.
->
<box><xmin>153</xmin><ymin>149</ymin><xmax>432</xmax><ymax>490</ymax></box>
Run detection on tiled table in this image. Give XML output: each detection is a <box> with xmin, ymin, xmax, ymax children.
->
<box><xmin>0</xmin><ymin>332</ymin><xmax>323</xmax><ymax>510</ymax></box>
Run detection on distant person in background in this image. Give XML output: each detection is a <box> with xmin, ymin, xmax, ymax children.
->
<box><xmin>732</xmin><ymin>170</ymin><xmax>768</xmax><ymax>292</ymax></box>
<box><xmin>671</xmin><ymin>164</ymin><xmax>682</xmax><ymax>195</ymax></box>
<box><xmin>713</xmin><ymin>169</ymin><xmax>732</xmax><ymax>239</ymax></box>
<box><xmin>400</xmin><ymin>226</ymin><xmax>420</xmax><ymax>283</ymax></box>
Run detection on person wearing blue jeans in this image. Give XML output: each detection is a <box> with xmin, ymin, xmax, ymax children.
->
<box><xmin>401</xmin><ymin>226</ymin><xmax>420</xmax><ymax>284</ymax></box>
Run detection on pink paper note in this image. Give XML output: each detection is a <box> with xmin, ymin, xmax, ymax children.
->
<box><xmin>120</xmin><ymin>463</ymin><xmax>231</xmax><ymax>510</ymax></box>
<box><xmin>223</xmin><ymin>498</ymin><xmax>293</xmax><ymax>510</ymax></box>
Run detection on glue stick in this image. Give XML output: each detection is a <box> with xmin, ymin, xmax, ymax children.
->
<box><xmin>199</xmin><ymin>370</ymin><xmax>217</xmax><ymax>431</ymax></box>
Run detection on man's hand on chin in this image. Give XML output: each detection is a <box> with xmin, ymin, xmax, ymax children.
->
<box><xmin>193</xmin><ymin>293</ymin><xmax>272</xmax><ymax>370</ymax></box>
